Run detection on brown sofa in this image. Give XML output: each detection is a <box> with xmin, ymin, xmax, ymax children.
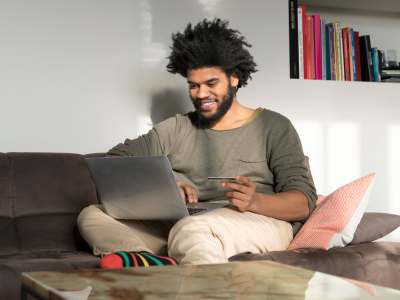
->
<box><xmin>0</xmin><ymin>152</ymin><xmax>399</xmax><ymax>299</ymax></box>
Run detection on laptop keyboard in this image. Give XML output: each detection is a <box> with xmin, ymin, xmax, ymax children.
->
<box><xmin>187</xmin><ymin>207</ymin><xmax>207</xmax><ymax>215</ymax></box>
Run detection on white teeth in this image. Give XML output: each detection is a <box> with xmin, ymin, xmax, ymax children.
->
<box><xmin>200</xmin><ymin>101</ymin><xmax>216</xmax><ymax>110</ymax></box>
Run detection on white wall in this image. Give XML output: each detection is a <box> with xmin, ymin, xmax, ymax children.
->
<box><xmin>1</xmin><ymin>0</ymin><xmax>399</xmax><ymax>239</ymax></box>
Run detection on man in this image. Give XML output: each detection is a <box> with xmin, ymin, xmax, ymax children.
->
<box><xmin>78</xmin><ymin>19</ymin><xmax>316</xmax><ymax>265</ymax></box>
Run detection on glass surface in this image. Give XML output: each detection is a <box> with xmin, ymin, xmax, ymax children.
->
<box><xmin>22</xmin><ymin>260</ymin><xmax>400</xmax><ymax>300</ymax></box>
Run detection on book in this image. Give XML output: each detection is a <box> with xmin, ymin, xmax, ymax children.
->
<box><xmin>378</xmin><ymin>49</ymin><xmax>385</xmax><ymax>78</ymax></box>
<box><xmin>300</xmin><ymin>5</ymin><xmax>309</xmax><ymax>79</ymax></box>
<box><xmin>333</xmin><ymin>22</ymin><xmax>342</xmax><ymax>80</ymax></box>
<box><xmin>359</xmin><ymin>35</ymin><xmax>373</xmax><ymax>81</ymax></box>
<box><xmin>327</xmin><ymin>23</ymin><xmax>335</xmax><ymax>80</ymax></box>
<box><xmin>313</xmin><ymin>15</ymin><xmax>322</xmax><ymax>80</ymax></box>
<box><xmin>304</xmin><ymin>14</ymin><xmax>315</xmax><ymax>79</ymax></box>
<box><xmin>325</xmin><ymin>23</ymin><xmax>331</xmax><ymax>80</ymax></box>
<box><xmin>349</xmin><ymin>28</ymin><xmax>357</xmax><ymax>81</ymax></box>
<box><xmin>289</xmin><ymin>0</ymin><xmax>299</xmax><ymax>79</ymax></box>
<box><xmin>354</xmin><ymin>31</ymin><xmax>362</xmax><ymax>81</ymax></box>
<box><xmin>298</xmin><ymin>6</ymin><xmax>305</xmax><ymax>79</ymax></box>
<box><xmin>338</xmin><ymin>26</ymin><xmax>345</xmax><ymax>80</ymax></box>
<box><xmin>342</xmin><ymin>27</ymin><xmax>351</xmax><ymax>81</ymax></box>
<box><xmin>321</xmin><ymin>19</ymin><xmax>327</xmax><ymax>80</ymax></box>
<box><xmin>371</xmin><ymin>48</ymin><xmax>381</xmax><ymax>82</ymax></box>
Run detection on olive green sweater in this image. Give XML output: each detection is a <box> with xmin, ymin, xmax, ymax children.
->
<box><xmin>108</xmin><ymin>108</ymin><xmax>317</xmax><ymax>234</ymax></box>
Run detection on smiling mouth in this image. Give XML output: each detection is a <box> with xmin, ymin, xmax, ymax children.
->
<box><xmin>199</xmin><ymin>100</ymin><xmax>217</xmax><ymax>111</ymax></box>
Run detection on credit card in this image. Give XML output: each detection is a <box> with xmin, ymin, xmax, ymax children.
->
<box><xmin>207</xmin><ymin>177</ymin><xmax>236</xmax><ymax>181</ymax></box>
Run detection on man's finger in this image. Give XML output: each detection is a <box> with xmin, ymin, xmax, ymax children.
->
<box><xmin>230</xmin><ymin>198</ymin><xmax>247</xmax><ymax>212</ymax></box>
<box><xmin>185</xmin><ymin>187</ymin><xmax>194</xmax><ymax>203</ymax></box>
<box><xmin>223</xmin><ymin>181</ymin><xmax>248</xmax><ymax>193</ymax></box>
<box><xmin>189</xmin><ymin>189</ymin><xmax>198</xmax><ymax>203</ymax></box>
<box><xmin>226</xmin><ymin>191</ymin><xmax>248</xmax><ymax>202</ymax></box>
<box><xmin>235</xmin><ymin>176</ymin><xmax>252</xmax><ymax>186</ymax></box>
<box><xmin>185</xmin><ymin>186</ymin><xmax>198</xmax><ymax>203</ymax></box>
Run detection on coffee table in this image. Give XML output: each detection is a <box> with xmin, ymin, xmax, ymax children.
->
<box><xmin>21</xmin><ymin>260</ymin><xmax>400</xmax><ymax>300</ymax></box>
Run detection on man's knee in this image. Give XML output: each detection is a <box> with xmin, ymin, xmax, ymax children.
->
<box><xmin>78</xmin><ymin>204</ymin><xmax>151</xmax><ymax>255</ymax></box>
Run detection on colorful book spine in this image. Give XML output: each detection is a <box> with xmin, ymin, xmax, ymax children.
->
<box><xmin>304</xmin><ymin>14</ymin><xmax>314</xmax><ymax>79</ymax></box>
<box><xmin>328</xmin><ymin>23</ymin><xmax>335</xmax><ymax>80</ymax></box>
<box><xmin>289</xmin><ymin>0</ymin><xmax>299</xmax><ymax>79</ymax></box>
<box><xmin>321</xmin><ymin>19</ymin><xmax>327</xmax><ymax>80</ymax></box>
<box><xmin>371</xmin><ymin>48</ymin><xmax>381</xmax><ymax>82</ymax></box>
<box><xmin>338</xmin><ymin>27</ymin><xmax>345</xmax><ymax>80</ymax></box>
<box><xmin>325</xmin><ymin>24</ymin><xmax>331</xmax><ymax>80</ymax></box>
<box><xmin>298</xmin><ymin>6</ymin><xmax>304</xmax><ymax>79</ymax></box>
<box><xmin>313</xmin><ymin>15</ymin><xmax>322</xmax><ymax>80</ymax></box>
<box><xmin>301</xmin><ymin>5</ymin><xmax>310</xmax><ymax>79</ymax></box>
<box><xmin>349</xmin><ymin>28</ymin><xmax>356</xmax><ymax>81</ymax></box>
<box><xmin>342</xmin><ymin>28</ymin><xmax>351</xmax><ymax>81</ymax></box>
<box><xmin>354</xmin><ymin>31</ymin><xmax>362</xmax><ymax>81</ymax></box>
<box><xmin>359</xmin><ymin>35</ymin><xmax>373</xmax><ymax>81</ymax></box>
<box><xmin>333</xmin><ymin>23</ymin><xmax>341</xmax><ymax>80</ymax></box>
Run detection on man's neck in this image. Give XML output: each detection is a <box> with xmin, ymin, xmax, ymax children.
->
<box><xmin>210</xmin><ymin>100</ymin><xmax>256</xmax><ymax>131</ymax></box>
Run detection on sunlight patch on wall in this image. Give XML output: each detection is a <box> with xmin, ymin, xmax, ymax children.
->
<box><xmin>140</xmin><ymin>0</ymin><xmax>167</xmax><ymax>65</ymax></box>
<box><xmin>136</xmin><ymin>115</ymin><xmax>153</xmax><ymax>136</ymax></box>
<box><xmin>295</xmin><ymin>121</ymin><xmax>325</xmax><ymax>194</ymax></box>
<box><xmin>326</xmin><ymin>122</ymin><xmax>361</xmax><ymax>192</ymax></box>
<box><xmin>198</xmin><ymin>0</ymin><xmax>223</xmax><ymax>15</ymax></box>
<box><xmin>387</xmin><ymin>125</ymin><xmax>400</xmax><ymax>215</ymax></box>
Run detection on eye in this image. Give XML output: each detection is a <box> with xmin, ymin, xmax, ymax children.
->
<box><xmin>188</xmin><ymin>83</ymin><xmax>198</xmax><ymax>90</ymax></box>
<box><xmin>207</xmin><ymin>80</ymin><xmax>218</xmax><ymax>87</ymax></box>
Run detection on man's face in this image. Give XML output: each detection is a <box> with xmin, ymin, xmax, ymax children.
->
<box><xmin>187</xmin><ymin>67</ymin><xmax>238</xmax><ymax>127</ymax></box>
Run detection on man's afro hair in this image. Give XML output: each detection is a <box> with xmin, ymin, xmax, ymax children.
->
<box><xmin>167</xmin><ymin>18</ymin><xmax>257</xmax><ymax>89</ymax></box>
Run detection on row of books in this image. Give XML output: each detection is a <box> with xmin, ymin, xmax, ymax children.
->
<box><xmin>289</xmin><ymin>0</ymin><xmax>385</xmax><ymax>82</ymax></box>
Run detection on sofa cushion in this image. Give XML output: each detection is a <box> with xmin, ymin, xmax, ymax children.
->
<box><xmin>0</xmin><ymin>153</ymin><xmax>99</xmax><ymax>254</ymax></box>
<box><xmin>0</xmin><ymin>154</ymin><xmax>18</xmax><ymax>255</ymax></box>
<box><xmin>0</xmin><ymin>217</ymin><xmax>18</xmax><ymax>255</ymax></box>
<box><xmin>0</xmin><ymin>250</ymin><xmax>99</xmax><ymax>300</ymax></box>
<box><xmin>10</xmin><ymin>153</ymin><xmax>97</xmax><ymax>216</ymax></box>
<box><xmin>16</xmin><ymin>214</ymin><xmax>90</xmax><ymax>252</ymax></box>
<box><xmin>230</xmin><ymin>241</ymin><xmax>400</xmax><ymax>290</ymax></box>
<box><xmin>350</xmin><ymin>212</ymin><xmax>400</xmax><ymax>245</ymax></box>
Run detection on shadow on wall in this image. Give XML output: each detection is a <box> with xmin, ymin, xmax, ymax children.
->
<box><xmin>150</xmin><ymin>88</ymin><xmax>193</xmax><ymax>124</ymax></box>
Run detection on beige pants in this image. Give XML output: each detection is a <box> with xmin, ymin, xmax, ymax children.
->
<box><xmin>78</xmin><ymin>205</ymin><xmax>293</xmax><ymax>264</ymax></box>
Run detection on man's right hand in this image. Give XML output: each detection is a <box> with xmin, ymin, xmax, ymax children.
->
<box><xmin>176</xmin><ymin>181</ymin><xmax>198</xmax><ymax>203</ymax></box>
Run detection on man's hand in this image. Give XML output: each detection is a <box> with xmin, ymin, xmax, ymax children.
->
<box><xmin>223</xmin><ymin>176</ymin><xmax>259</xmax><ymax>212</ymax></box>
<box><xmin>176</xmin><ymin>181</ymin><xmax>198</xmax><ymax>203</ymax></box>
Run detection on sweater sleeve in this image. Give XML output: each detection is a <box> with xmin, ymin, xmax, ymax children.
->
<box><xmin>267</xmin><ymin>116</ymin><xmax>317</xmax><ymax>216</ymax></box>
<box><xmin>107</xmin><ymin>116</ymin><xmax>180</xmax><ymax>157</ymax></box>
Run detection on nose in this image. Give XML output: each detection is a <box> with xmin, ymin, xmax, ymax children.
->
<box><xmin>196</xmin><ymin>84</ymin><xmax>210</xmax><ymax>100</ymax></box>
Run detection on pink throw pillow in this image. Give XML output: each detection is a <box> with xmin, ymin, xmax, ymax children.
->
<box><xmin>288</xmin><ymin>173</ymin><xmax>375</xmax><ymax>250</ymax></box>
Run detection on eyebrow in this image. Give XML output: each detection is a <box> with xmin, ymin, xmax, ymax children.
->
<box><xmin>187</xmin><ymin>77</ymin><xmax>219</xmax><ymax>85</ymax></box>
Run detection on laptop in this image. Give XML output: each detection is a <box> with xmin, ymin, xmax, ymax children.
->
<box><xmin>85</xmin><ymin>156</ymin><xmax>228</xmax><ymax>220</ymax></box>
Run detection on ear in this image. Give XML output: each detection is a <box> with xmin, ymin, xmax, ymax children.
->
<box><xmin>230</xmin><ymin>73</ymin><xmax>239</xmax><ymax>88</ymax></box>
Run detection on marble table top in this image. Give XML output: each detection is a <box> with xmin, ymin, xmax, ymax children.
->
<box><xmin>21</xmin><ymin>260</ymin><xmax>400</xmax><ymax>300</ymax></box>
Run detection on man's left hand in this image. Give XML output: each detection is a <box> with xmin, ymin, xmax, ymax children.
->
<box><xmin>223</xmin><ymin>176</ymin><xmax>259</xmax><ymax>212</ymax></box>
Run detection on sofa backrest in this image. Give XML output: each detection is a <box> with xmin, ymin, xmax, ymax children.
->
<box><xmin>0</xmin><ymin>153</ymin><xmax>99</xmax><ymax>255</ymax></box>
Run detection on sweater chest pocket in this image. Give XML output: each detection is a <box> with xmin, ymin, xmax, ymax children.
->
<box><xmin>237</xmin><ymin>156</ymin><xmax>271</xmax><ymax>180</ymax></box>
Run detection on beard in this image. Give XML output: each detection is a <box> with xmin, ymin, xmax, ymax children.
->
<box><xmin>190</xmin><ymin>84</ymin><xmax>236</xmax><ymax>129</ymax></box>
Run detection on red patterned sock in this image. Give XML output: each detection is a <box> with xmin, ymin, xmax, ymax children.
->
<box><xmin>99</xmin><ymin>251</ymin><xmax>178</xmax><ymax>269</ymax></box>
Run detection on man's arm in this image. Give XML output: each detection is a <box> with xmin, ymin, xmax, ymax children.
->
<box><xmin>108</xmin><ymin>115</ymin><xmax>184</xmax><ymax>157</ymax></box>
<box><xmin>252</xmin><ymin>191</ymin><xmax>309</xmax><ymax>221</ymax></box>
<box><xmin>224</xmin><ymin>176</ymin><xmax>309</xmax><ymax>221</ymax></box>
<box><xmin>108</xmin><ymin>115</ymin><xmax>199</xmax><ymax>202</ymax></box>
